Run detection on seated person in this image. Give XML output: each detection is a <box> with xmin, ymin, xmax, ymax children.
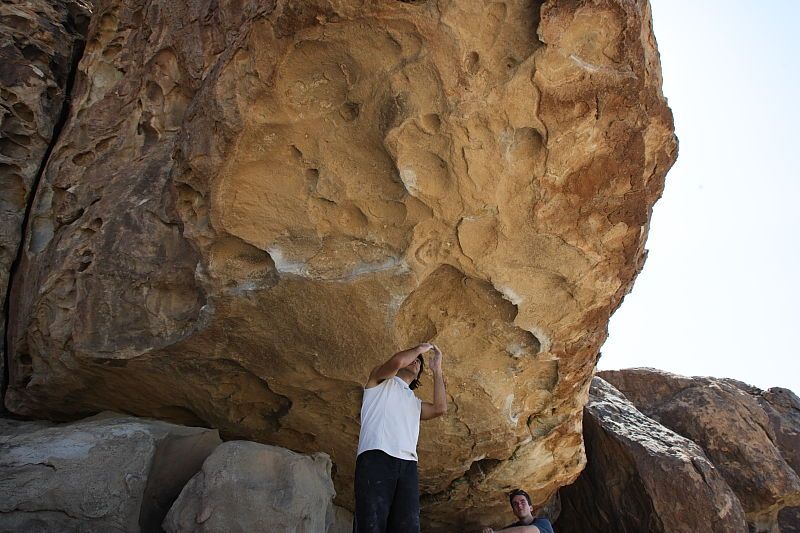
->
<box><xmin>480</xmin><ymin>489</ymin><xmax>554</xmax><ymax>533</ymax></box>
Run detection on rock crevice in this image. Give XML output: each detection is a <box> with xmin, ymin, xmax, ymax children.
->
<box><xmin>1</xmin><ymin>0</ymin><xmax>92</xmax><ymax>407</ymax></box>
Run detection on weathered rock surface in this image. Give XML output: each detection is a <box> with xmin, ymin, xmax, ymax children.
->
<box><xmin>758</xmin><ymin>387</ymin><xmax>800</xmax><ymax>475</ymax></box>
<box><xmin>0</xmin><ymin>412</ymin><xmax>220</xmax><ymax>532</ymax></box>
<box><xmin>557</xmin><ymin>377</ymin><xmax>747</xmax><ymax>532</ymax></box>
<box><xmin>600</xmin><ymin>368</ymin><xmax>800</xmax><ymax>532</ymax></box>
<box><xmin>0</xmin><ymin>0</ymin><xmax>91</xmax><ymax>381</ymax></box>
<box><xmin>330</xmin><ymin>505</ymin><xmax>355</xmax><ymax>533</ymax></box>
<box><xmin>4</xmin><ymin>0</ymin><xmax>676</xmax><ymax>528</ymax></box>
<box><xmin>164</xmin><ymin>440</ymin><xmax>336</xmax><ymax>533</ymax></box>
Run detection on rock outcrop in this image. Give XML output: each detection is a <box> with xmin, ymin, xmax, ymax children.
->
<box><xmin>164</xmin><ymin>440</ymin><xmax>336</xmax><ymax>533</ymax></box>
<box><xmin>557</xmin><ymin>377</ymin><xmax>748</xmax><ymax>532</ymax></box>
<box><xmin>0</xmin><ymin>0</ymin><xmax>91</xmax><ymax>380</ymax></box>
<box><xmin>3</xmin><ymin>0</ymin><xmax>676</xmax><ymax>527</ymax></box>
<box><xmin>0</xmin><ymin>413</ymin><xmax>220</xmax><ymax>532</ymax></box>
<box><xmin>600</xmin><ymin>368</ymin><xmax>800</xmax><ymax>532</ymax></box>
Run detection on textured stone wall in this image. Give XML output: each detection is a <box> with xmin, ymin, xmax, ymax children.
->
<box><xmin>0</xmin><ymin>0</ymin><xmax>90</xmax><ymax>383</ymax></box>
<box><xmin>3</xmin><ymin>0</ymin><xmax>676</xmax><ymax>528</ymax></box>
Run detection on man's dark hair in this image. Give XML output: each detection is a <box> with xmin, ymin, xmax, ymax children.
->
<box><xmin>409</xmin><ymin>354</ymin><xmax>424</xmax><ymax>390</ymax></box>
<box><xmin>509</xmin><ymin>488</ymin><xmax>532</xmax><ymax>507</ymax></box>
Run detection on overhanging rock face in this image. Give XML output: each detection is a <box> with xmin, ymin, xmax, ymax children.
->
<box><xmin>5</xmin><ymin>0</ymin><xmax>676</xmax><ymax>529</ymax></box>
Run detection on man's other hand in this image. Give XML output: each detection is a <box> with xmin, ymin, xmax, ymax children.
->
<box><xmin>430</xmin><ymin>344</ymin><xmax>443</xmax><ymax>373</ymax></box>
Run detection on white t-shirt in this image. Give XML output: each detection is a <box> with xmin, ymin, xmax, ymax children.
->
<box><xmin>357</xmin><ymin>376</ymin><xmax>422</xmax><ymax>461</ymax></box>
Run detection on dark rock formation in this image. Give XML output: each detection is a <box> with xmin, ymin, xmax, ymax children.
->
<box><xmin>557</xmin><ymin>377</ymin><xmax>748</xmax><ymax>532</ymax></box>
<box><xmin>780</xmin><ymin>506</ymin><xmax>800</xmax><ymax>533</ymax></box>
<box><xmin>600</xmin><ymin>368</ymin><xmax>800</xmax><ymax>532</ymax></box>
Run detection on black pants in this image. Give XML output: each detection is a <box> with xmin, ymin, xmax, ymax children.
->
<box><xmin>354</xmin><ymin>449</ymin><xmax>420</xmax><ymax>533</ymax></box>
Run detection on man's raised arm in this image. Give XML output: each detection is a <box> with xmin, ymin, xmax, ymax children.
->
<box><xmin>421</xmin><ymin>344</ymin><xmax>447</xmax><ymax>420</ymax></box>
<box><xmin>366</xmin><ymin>342</ymin><xmax>432</xmax><ymax>387</ymax></box>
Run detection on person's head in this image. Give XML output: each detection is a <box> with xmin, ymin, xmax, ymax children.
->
<box><xmin>408</xmin><ymin>354</ymin><xmax>424</xmax><ymax>390</ymax></box>
<box><xmin>396</xmin><ymin>354</ymin><xmax>425</xmax><ymax>390</ymax></box>
<box><xmin>508</xmin><ymin>489</ymin><xmax>533</xmax><ymax>519</ymax></box>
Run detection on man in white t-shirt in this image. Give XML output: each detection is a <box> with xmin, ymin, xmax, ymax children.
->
<box><xmin>354</xmin><ymin>342</ymin><xmax>447</xmax><ymax>533</ymax></box>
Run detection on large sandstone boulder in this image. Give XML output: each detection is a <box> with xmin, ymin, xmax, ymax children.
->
<box><xmin>163</xmin><ymin>440</ymin><xmax>336</xmax><ymax>533</ymax></box>
<box><xmin>0</xmin><ymin>0</ymin><xmax>91</xmax><ymax>377</ymax></box>
<box><xmin>557</xmin><ymin>377</ymin><xmax>747</xmax><ymax>532</ymax></box>
<box><xmin>600</xmin><ymin>369</ymin><xmax>800</xmax><ymax>532</ymax></box>
<box><xmin>4</xmin><ymin>0</ymin><xmax>676</xmax><ymax>528</ymax></box>
<box><xmin>0</xmin><ymin>412</ymin><xmax>221</xmax><ymax>532</ymax></box>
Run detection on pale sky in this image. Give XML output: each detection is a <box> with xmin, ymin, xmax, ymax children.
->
<box><xmin>598</xmin><ymin>0</ymin><xmax>800</xmax><ymax>394</ymax></box>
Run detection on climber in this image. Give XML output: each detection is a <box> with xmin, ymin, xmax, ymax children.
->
<box><xmin>479</xmin><ymin>489</ymin><xmax>554</xmax><ymax>533</ymax></box>
<box><xmin>353</xmin><ymin>342</ymin><xmax>447</xmax><ymax>533</ymax></box>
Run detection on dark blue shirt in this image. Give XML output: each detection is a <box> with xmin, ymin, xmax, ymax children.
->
<box><xmin>503</xmin><ymin>517</ymin><xmax>554</xmax><ymax>533</ymax></box>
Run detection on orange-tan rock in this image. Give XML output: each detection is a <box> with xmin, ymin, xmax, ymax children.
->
<box><xmin>4</xmin><ymin>0</ymin><xmax>676</xmax><ymax>528</ymax></box>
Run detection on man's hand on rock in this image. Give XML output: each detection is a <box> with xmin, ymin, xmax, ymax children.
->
<box><xmin>430</xmin><ymin>344</ymin><xmax>443</xmax><ymax>373</ymax></box>
<box><xmin>481</xmin><ymin>528</ymin><xmax>494</xmax><ymax>533</ymax></box>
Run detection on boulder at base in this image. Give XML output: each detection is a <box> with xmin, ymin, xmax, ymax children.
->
<box><xmin>164</xmin><ymin>440</ymin><xmax>336</xmax><ymax>533</ymax></box>
<box><xmin>0</xmin><ymin>412</ymin><xmax>220</xmax><ymax>532</ymax></box>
